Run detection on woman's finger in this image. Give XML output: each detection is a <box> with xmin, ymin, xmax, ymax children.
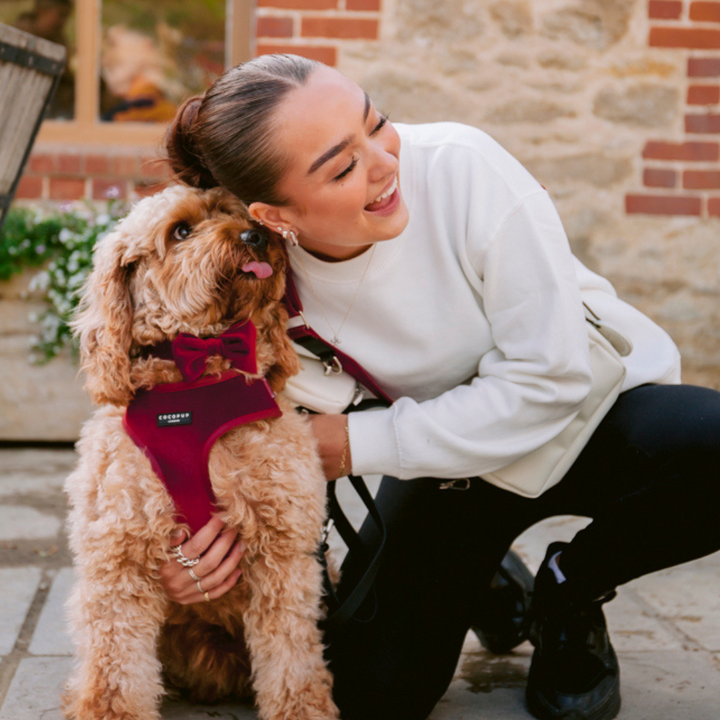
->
<box><xmin>194</xmin><ymin>539</ymin><xmax>245</xmax><ymax>592</ymax></box>
<box><xmin>172</xmin><ymin>515</ymin><xmax>226</xmax><ymax>561</ymax></box>
<box><xmin>189</xmin><ymin>528</ymin><xmax>238</xmax><ymax>578</ymax></box>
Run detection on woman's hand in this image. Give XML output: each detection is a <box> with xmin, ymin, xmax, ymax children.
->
<box><xmin>309</xmin><ymin>413</ymin><xmax>351</xmax><ymax>480</ymax></box>
<box><xmin>159</xmin><ymin>516</ymin><xmax>245</xmax><ymax>605</ymax></box>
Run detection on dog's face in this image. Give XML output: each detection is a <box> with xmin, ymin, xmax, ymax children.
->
<box><xmin>73</xmin><ymin>185</ymin><xmax>289</xmax><ymax>406</ymax></box>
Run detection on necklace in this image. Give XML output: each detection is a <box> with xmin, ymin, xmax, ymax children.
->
<box><xmin>295</xmin><ymin>244</ymin><xmax>377</xmax><ymax>346</ymax></box>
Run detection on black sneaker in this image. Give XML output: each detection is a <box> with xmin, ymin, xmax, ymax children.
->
<box><xmin>526</xmin><ymin>543</ymin><xmax>621</xmax><ymax>720</ymax></box>
<box><xmin>471</xmin><ymin>549</ymin><xmax>534</xmax><ymax>655</ymax></box>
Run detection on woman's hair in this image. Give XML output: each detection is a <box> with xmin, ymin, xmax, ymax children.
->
<box><xmin>166</xmin><ymin>54</ymin><xmax>321</xmax><ymax>206</ymax></box>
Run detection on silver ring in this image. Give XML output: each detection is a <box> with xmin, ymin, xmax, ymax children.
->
<box><xmin>170</xmin><ymin>543</ymin><xmax>200</xmax><ymax>568</ymax></box>
<box><xmin>196</xmin><ymin>579</ymin><xmax>204</xmax><ymax>593</ymax></box>
<box><xmin>188</xmin><ymin>568</ymin><xmax>201</xmax><ymax>582</ymax></box>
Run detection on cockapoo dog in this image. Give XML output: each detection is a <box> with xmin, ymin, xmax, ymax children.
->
<box><xmin>63</xmin><ymin>185</ymin><xmax>339</xmax><ymax>720</ymax></box>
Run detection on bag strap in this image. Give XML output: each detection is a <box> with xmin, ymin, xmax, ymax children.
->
<box><xmin>283</xmin><ymin>263</ymin><xmax>390</xmax><ymax>631</ymax></box>
<box><xmin>284</xmin><ymin>266</ymin><xmax>394</xmax><ymax>406</ymax></box>
<box><xmin>318</xmin><ymin>474</ymin><xmax>387</xmax><ymax>632</ymax></box>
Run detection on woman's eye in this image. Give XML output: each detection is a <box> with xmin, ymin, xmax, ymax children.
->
<box><xmin>334</xmin><ymin>157</ymin><xmax>358</xmax><ymax>182</ymax></box>
<box><xmin>371</xmin><ymin>114</ymin><xmax>388</xmax><ymax>136</ymax></box>
<box><xmin>172</xmin><ymin>222</ymin><xmax>192</xmax><ymax>241</ymax></box>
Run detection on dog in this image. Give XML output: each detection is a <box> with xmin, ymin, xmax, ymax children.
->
<box><xmin>63</xmin><ymin>185</ymin><xmax>339</xmax><ymax>720</ymax></box>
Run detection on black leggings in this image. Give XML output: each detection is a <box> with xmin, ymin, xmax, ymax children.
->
<box><xmin>324</xmin><ymin>384</ymin><xmax>720</xmax><ymax>720</ymax></box>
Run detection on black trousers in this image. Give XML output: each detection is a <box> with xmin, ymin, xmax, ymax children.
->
<box><xmin>324</xmin><ymin>384</ymin><xmax>720</xmax><ymax>720</ymax></box>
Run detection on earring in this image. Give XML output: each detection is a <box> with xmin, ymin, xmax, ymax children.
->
<box><xmin>288</xmin><ymin>230</ymin><xmax>299</xmax><ymax>247</ymax></box>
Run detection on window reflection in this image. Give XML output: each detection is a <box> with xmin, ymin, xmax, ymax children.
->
<box><xmin>0</xmin><ymin>0</ymin><xmax>76</xmax><ymax>120</ymax></box>
<box><xmin>100</xmin><ymin>0</ymin><xmax>226</xmax><ymax>123</ymax></box>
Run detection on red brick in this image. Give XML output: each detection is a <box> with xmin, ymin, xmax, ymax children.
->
<box><xmin>626</xmin><ymin>194</ymin><xmax>702</xmax><ymax>216</ymax></box>
<box><xmin>85</xmin><ymin>154</ymin><xmax>110</xmax><ymax>175</ymax></box>
<box><xmin>256</xmin><ymin>44</ymin><xmax>337</xmax><ymax>65</ymax></box>
<box><xmin>258</xmin><ymin>0</ymin><xmax>336</xmax><ymax>8</ymax></box>
<box><xmin>690</xmin><ymin>1</ymin><xmax>720</xmax><ymax>22</ymax></box>
<box><xmin>257</xmin><ymin>17</ymin><xmax>294</xmax><ymax>37</ymax></box>
<box><xmin>347</xmin><ymin>0</ymin><xmax>382</xmax><ymax>10</ymax></box>
<box><xmin>28</xmin><ymin>153</ymin><xmax>55</xmax><ymax>173</ymax></box>
<box><xmin>643</xmin><ymin>168</ymin><xmax>677</xmax><ymax>188</ymax></box>
<box><xmin>708</xmin><ymin>197</ymin><xmax>720</xmax><ymax>215</ymax></box>
<box><xmin>15</xmin><ymin>175</ymin><xmax>43</xmax><ymax>199</ymax></box>
<box><xmin>92</xmin><ymin>179</ymin><xmax>127</xmax><ymax>200</ymax></box>
<box><xmin>49</xmin><ymin>177</ymin><xmax>86</xmax><ymax>200</ymax></box>
<box><xmin>139</xmin><ymin>156</ymin><xmax>171</xmax><ymax>181</ymax></box>
<box><xmin>57</xmin><ymin>154</ymin><xmax>82</xmax><ymax>174</ymax></box>
<box><xmin>688</xmin><ymin>84</ymin><xmax>720</xmax><ymax>105</ymax></box>
<box><xmin>688</xmin><ymin>57</ymin><xmax>720</xmax><ymax>76</ymax></box>
<box><xmin>642</xmin><ymin>140</ymin><xmax>720</xmax><ymax>161</ymax></box>
<box><xmin>301</xmin><ymin>17</ymin><xmax>379</xmax><ymax>39</ymax></box>
<box><xmin>111</xmin><ymin>155</ymin><xmax>139</xmax><ymax>177</ymax></box>
<box><xmin>649</xmin><ymin>0</ymin><xmax>683</xmax><ymax>19</ymax></box>
<box><xmin>685</xmin><ymin>113</ymin><xmax>720</xmax><ymax>132</ymax></box>
<box><xmin>649</xmin><ymin>26</ymin><xmax>720</xmax><ymax>48</ymax></box>
<box><xmin>683</xmin><ymin>170</ymin><xmax>720</xmax><ymax>188</ymax></box>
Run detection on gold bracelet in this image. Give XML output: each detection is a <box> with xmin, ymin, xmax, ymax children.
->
<box><xmin>338</xmin><ymin>422</ymin><xmax>350</xmax><ymax>478</ymax></box>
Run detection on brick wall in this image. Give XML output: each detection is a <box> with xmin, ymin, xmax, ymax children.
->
<box><xmin>14</xmin><ymin>0</ymin><xmax>382</xmax><ymax>204</ymax></box>
<box><xmin>627</xmin><ymin>0</ymin><xmax>720</xmax><ymax>217</ymax></box>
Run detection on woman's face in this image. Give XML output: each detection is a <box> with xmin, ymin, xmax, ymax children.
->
<box><xmin>249</xmin><ymin>66</ymin><xmax>409</xmax><ymax>261</ymax></box>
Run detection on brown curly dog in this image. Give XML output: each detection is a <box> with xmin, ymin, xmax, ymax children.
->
<box><xmin>63</xmin><ymin>185</ymin><xmax>338</xmax><ymax>720</ymax></box>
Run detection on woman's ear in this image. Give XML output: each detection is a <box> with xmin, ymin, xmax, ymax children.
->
<box><xmin>71</xmin><ymin>229</ymin><xmax>139</xmax><ymax>407</ymax></box>
<box><xmin>248</xmin><ymin>201</ymin><xmax>298</xmax><ymax>235</ymax></box>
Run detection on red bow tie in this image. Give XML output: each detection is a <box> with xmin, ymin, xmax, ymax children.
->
<box><xmin>171</xmin><ymin>321</ymin><xmax>257</xmax><ymax>382</ymax></box>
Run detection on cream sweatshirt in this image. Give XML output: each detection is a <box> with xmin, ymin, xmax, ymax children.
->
<box><xmin>287</xmin><ymin>122</ymin><xmax>681</xmax><ymax>482</ymax></box>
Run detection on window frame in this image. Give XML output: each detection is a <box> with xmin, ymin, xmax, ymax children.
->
<box><xmin>37</xmin><ymin>0</ymin><xmax>253</xmax><ymax>146</ymax></box>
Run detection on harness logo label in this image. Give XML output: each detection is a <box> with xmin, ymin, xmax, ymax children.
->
<box><xmin>157</xmin><ymin>411</ymin><xmax>192</xmax><ymax>427</ymax></box>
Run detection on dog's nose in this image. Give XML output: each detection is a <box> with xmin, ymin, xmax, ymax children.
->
<box><xmin>240</xmin><ymin>228</ymin><xmax>268</xmax><ymax>252</ymax></box>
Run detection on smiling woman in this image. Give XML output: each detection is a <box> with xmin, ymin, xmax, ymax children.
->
<box><xmin>156</xmin><ymin>53</ymin><xmax>720</xmax><ymax>720</ymax></box>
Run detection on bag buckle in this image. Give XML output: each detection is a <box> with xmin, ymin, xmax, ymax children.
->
<box><xmin>323</xmin><ymin>356</ymin><xmax>343</xmax><ymax>375</ymax></box>
<box><xmin>439</xmin><ymin>478</ymin><xmax>471</xmax><ymax>491</ymax></box>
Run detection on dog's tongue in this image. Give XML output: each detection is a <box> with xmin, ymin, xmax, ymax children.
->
<box><xmin>241</xmin><ymin>261</ymin><xmax>273</xmax><ymax>279</ymax></box>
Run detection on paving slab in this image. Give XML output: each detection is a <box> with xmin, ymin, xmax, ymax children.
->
<box><xmin>29</xmin><ymin>568</ymin><xmax>74</xmax><ymax>657</ymax></box>
<box><xmin>0</xmin><ymin>567</ymin><xmax>42</xmax><ymax>655</ymax></box>
<box><xmin>0</xmin><ymin>505</ymin><xmax>61</xmax><ymax>541</ymax></box>
<box><xmin>0</xmin><ymin>657</ymin><xmax>71</xmax><ymax>720</ymax></box>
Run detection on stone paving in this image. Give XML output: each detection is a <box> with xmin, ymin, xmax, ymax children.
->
<box><xmin>1</xmin><ymin>447</ymin><xmax>719</xmax><ymax>719</ymax></box>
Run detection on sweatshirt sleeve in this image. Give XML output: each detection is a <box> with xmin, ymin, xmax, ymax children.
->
<box><xmin>348</xmin><ymin>190</ymin><xmax>593</xmax><ymax>482</ymax></box>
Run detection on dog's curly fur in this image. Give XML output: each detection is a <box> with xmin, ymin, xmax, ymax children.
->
<box><xmin>63</xmin><ymin>185</ymin><xmax>339</xmax><ymax>720</ymax></box>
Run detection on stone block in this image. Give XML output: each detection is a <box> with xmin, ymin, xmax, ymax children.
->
<box><xmin>485</xmin><ymin>98</ymin><xmax>575</xmax><ymax>124</ymax></box>
<box><xmin>541</xmin><ymin>0</ymin><xmax>634</xmax><ymax>50</ymax></box>
<box><xmin>30</xmin><ymin>568</ymin><xmax>75</xmax><ymax>656</ymax></box>
<box><xmin>524</xmin><ymin>153</ymin><xmax>632</xmax><ymax>188</ymax></box>
<box><xmin>0</xmin><ymin>567</ymin><xmax>41</xmax><ymax>655</ymax></box>
<box><xmin>593</xmin><ymin>84</ymin><xmax>679</xmax><ymax>126</ymax></box>
<box><xmin>0</xmin><ymin>506</ymin><xmax>62</xmax><ymax>541</ymax></box>
<box><xmin>490</xmin><ymin>1</ymin><xmax>533</xmax><ymax>38</ymax></box>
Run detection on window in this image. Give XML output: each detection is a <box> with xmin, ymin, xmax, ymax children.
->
<box><xmin>0</xmin><ymin>0</ymin><xmax>252</xmax><ymax>146</ymax></box>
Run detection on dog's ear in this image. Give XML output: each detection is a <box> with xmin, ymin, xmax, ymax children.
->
<box><xmin>264</xmin><ymin>303</ymin><xmax>301</xmax><ymax>393</ymax></box>
<box><xmin>72</xmin><ymin>229</ymin><xmax>138</xmax><ymax>406</ymax></box>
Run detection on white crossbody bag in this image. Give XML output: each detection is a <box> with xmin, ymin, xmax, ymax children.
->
<box><xmin>480</xmin><ymin>304</ymin><xmax>632</xmax><ymax>497</ymax></box>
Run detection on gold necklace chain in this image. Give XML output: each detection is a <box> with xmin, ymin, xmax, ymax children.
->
<box><xmin>295</xmin><ymin>244</ymin><xmax>377</xmax><ymax>346</ymax></box>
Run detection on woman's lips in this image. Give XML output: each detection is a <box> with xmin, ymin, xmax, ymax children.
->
<box><xmin>365</xmin><ymin>177</ymin><xmax>400</xmax><ymax>214</ymax></box>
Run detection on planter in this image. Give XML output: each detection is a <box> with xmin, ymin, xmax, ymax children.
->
<box><xmin>0</xmin><ymin>270</ymin><xmax>92</xmax><ymax>441</ymax></box>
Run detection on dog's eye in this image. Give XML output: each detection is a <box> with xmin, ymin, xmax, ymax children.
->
<box><xmin>172</xmin><ymin>222</ymin><xmax>192</xmax><ymax>241</ymax></box>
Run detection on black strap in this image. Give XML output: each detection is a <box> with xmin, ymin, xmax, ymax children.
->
<box><xmin>319</xmin><ymin>474</ymin><xmax>386</xmax><ymax>632</ymax></box>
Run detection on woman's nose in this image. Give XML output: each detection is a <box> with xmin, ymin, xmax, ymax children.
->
<box><xmin>369</xmin><ymin>140</ymin><xmax>399</xmax><ymax>183</ymax></box>
<box><xmin>240</xmin><ymin>228</ymin><xmax>268</xmax><ymax>252</ymax></box>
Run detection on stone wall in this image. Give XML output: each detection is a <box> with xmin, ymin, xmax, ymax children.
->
<box><xmin>0</xmin><ymin>272</ymin><xmax>92</xmax><ymax>441</ymax></box>
<box><xmin>338</xmin><ymin>0</ymin><xmax>720</xmax><ymax>388</ymax></box>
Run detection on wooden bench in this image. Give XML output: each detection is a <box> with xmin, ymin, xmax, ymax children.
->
<box><xmin>0</xmin><ymin>22</ymin><xmax>66</xmax><ymax>231</ymax></box>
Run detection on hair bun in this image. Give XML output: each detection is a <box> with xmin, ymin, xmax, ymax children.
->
<box><xmin>165</xmin><ymin>96</ymin><xmax>218</xmax><ymax>189</ymax></box>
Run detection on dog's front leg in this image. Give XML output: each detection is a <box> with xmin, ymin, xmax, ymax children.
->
<box><xmin>243</xmin><ymin>551</ymin><xmax>339</xmax><ymax>720</ymax></box>
<box><xmin>63</xmin><ymin>566</ymin><xmax>168</xmax><ymax>720</ymax></box>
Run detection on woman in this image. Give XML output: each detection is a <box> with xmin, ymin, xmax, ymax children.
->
<box><xmin>158</xmin><ymin>54</ymin><xmax>720</xmax><ymax>720</ymax></box>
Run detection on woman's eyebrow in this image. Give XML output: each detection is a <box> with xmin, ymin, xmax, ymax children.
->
<box><xmin>307</xmin><ymin>92</ymin><xmax>372</xmax><ymax>175</ymax></box>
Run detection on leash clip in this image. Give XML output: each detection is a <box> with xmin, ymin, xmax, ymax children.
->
<box><xmin>323</xmin><ymin>356</ymin><xmax>343</xmax><ymax>375</ymax></box>
<box><xmin>439</xmin><ymin>478</ymin><xmax>471</xmax><ymax>491</ymax></box>
<box><xmin>321</xmin><ymin>518</ymin><xmax>335</xmax><ymax>545</ymax></box>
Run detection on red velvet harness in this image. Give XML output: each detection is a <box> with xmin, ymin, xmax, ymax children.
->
<box><xmin>123</xmin><ymin>322</ymin><xmax>281</xmax><ymax>533</ymax></box>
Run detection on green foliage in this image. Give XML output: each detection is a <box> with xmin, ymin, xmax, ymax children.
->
<box><xmin>0</xmin><ymin>202</ymin><xmax>127</xmax><ymax>363</ymax></box>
